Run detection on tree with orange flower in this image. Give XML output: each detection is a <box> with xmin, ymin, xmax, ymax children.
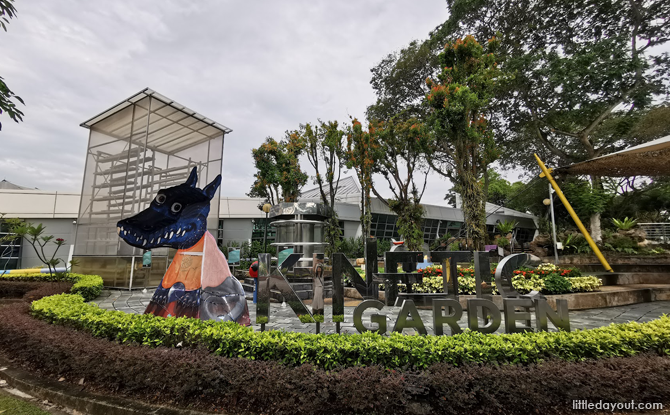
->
<box><xmin>424</xmin><ymin>35</ymin><xmax>501</xmax><ymax>250</ymax></box>
<box><xmin>344</xmin><ymin>119</ymin><xmax>379</xmax><ymax>240</ymax></box>
<box><xmin>301</xmin><ymin>120</ymin><xmax>346</xmax><ymax>257</ymax></box>
<box><xmin>248</xmin><ymin>133</ymin><xmax>307</xmax><ymax>204</ymax></box>
<box><xmin>368</xmin><ymin>117</ymin><xmax>430</xmax><ymax>251</ymax></box>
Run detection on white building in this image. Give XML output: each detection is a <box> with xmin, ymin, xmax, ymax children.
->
<box><xmin>0</xmin><ymin>176</ymin><xmax>537</xmax><ymax>277</ymax></box>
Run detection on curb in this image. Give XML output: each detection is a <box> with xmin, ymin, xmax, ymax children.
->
<box><xmin>0</xmin><ymin>357</ymin><xmax>218</xmax><ymax>415</ymax></box>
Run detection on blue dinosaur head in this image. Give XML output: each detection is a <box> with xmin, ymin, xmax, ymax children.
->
<box><xmin>117</xmin><ymin>167</ymin><xmax>221</xmax><ymax>250</ymax></box>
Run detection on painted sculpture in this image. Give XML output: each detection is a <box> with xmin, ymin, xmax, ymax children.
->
<box><xmin>116</xmin><ymin>167</ymin><xmax>250</xmax><ymax>325</ymax></box>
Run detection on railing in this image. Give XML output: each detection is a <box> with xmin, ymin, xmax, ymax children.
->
<box><xmin>639</xmin><ymin>223</ymin><xmax>670</xmax><ymax>242</ymax></box>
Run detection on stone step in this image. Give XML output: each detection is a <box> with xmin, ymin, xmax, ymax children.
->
<box><xmin>595</xmin><ymin>272</ymin><xmax>670</xmax><ymax>286</ymax></box>
<box><xmin>578</xmin><ymin>263</ymin><xmax>670</xmax><ymax>273</ymax></box>
<box><xmin>291</xmin><ymin>283</ymin><xmax>313</xmax><ymax>292</ymax></box>
<box><xmin>241</xmin><ymin>281</ymin><xmax>333</xmax><ymax>301</ymax></box>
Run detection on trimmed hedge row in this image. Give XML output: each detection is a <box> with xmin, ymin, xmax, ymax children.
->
<box><xmin>4</xmin><ymin>302</ymin><xmax>670</xmax><ymax>415</ymax></box>
<box><xmin>32</xmin><ymin>293</ymin><xmax>670</xmax><ymax>370</ymax></box>
<box><xmin>1</xmin><ymin>272</ymin><xmax>102</xmax><ymax>301</ymax></box>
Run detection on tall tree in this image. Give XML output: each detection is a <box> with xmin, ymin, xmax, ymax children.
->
<box><xmin>302</xmin><ymin>120</ymin><xmax>345</xmax><ymax>257</ymax></box>
<box><xmin>368</xmin><ymin>118</ymin><xmax>430</xmax><ymax>251</ymax></box>
<box><xmin>368</xmin><ymin>0</ymin><xmax>670</xmax><ymax>242</ymax></box>
<box><xmin>367</xmin><ymin>41</ymin><xmax>441</xmax><ymax>122</ymax></box>
<box><xmin>248</xmin><ymin>137</ymin><xmax>281</xmax><ymax>204</ymax></box>
<box><xmin>248</xmin><ymin>133</ymin><xmax>308</xmax><ymax>204</ymax></box>
<box><xmin>0</xmin><ymin>0</ymin><xmax>24</xmax><ymax>131</ymax></box>
<box><xmin>345</xmin><ymin>119</ymin><xmax>379</xmax><ymax>240</ymax></box>
<box><xmin>424</xmin><ymin>35</ymin><xmax>501</xmax><ymax>250</ymax></box>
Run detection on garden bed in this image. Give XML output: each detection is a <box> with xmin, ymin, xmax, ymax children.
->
<box><xmin>556</xmin><ymin>253</ymin><xmax>670</xmax><ymax>266</ymax></box>
<box><xmin>0</xmin><ymin>272</ymin><xmax>103</xmax><ymax>301</ymax></box>
<box><xmin>2</xmin><ymin>271</ymin><xmax>670</xmax><ymax>413</ymax></box>
<box><xmin>3</xmin><ymin>301</ymin><xmax>670</xmax><ymax>415</ymax></box>
<box><xmin>31</xmin><ymin>293</ymin><xmax>670</xmax><ymax>369</ymax></box>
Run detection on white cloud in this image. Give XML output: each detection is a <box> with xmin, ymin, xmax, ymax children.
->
<box><xmin>0</xmin><ymin>0</ymin><xmax>457</xmax><ymax>205</ymax></box>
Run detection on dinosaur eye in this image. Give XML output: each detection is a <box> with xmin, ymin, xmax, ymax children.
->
<box><xmin>155</xmin><ymin>194</ymin><xmax>166</xmax><ymax>205</ymax></box>
<box><xmin>171</xmin><ymin>203</ymin><xmax>182</xmax><ymax>213</ymax></box>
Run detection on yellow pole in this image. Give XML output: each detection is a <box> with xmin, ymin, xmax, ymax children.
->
<box><xmin>533</xmin><ymin>154</ymin><xmax>613</xmax><ymax>272</ymax></box>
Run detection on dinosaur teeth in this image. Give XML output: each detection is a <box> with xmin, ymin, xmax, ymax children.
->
<box><xmin>169</xmin><ymin>232</ymin><xmax>174</xmax><ymax>239</ymax></box>
<box><xmin>116</xmin><ymin>227</ymin><xmax>120</xmax><ymax>235</ymax></box>
<box><xmin>165</xmin><ymin>232</ymin><xmax>169</xmax><ymax>239</ymax></box>
<box><xmin>150</xmin><ymin>238</ymin><xmax>154</xmax><ymax>244</ymax></box>
<box><xmin>157</xmin><ymin>237</ymin><xmax>161</xmax><ymax>244</ymax></box>
<box><xmin>142</xmin><ymin>239</ymin><xmax>147</xmax><ymax>246</ymax></box>
<box><xmin>177</xmin><ymin>228</ymin><xmax>181</xmax><ymax>234</ymax></box>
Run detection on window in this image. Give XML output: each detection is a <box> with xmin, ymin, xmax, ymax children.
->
<box><xmin>516</xmin><ymin>228</ymin><xmax>535</xmax><ymax>243</ymax></box>
<box><xmin>217</xmin><ymin>219</ymin><xmax>224</xmax><ymax>247</ymax></box>
<box><xmin>0</xmin><ymin>222</ymin><xmax>21</xmax><ymax>270</ymax></box>
<box><xmin>370</xmin><ymin>214</ymin><xmax>399</xmax><ymax>239</ymax></box>
<box><xmin>422</xmin><ymin>219</ymin><xmax>441</xmax><ymax>243</ymax></box>
<box><xmin>252</xmin><ymin>218</ymin><xmax>276</xmax><ymax>242</ymax></box>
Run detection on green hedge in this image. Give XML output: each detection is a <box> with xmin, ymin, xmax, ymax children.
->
<box><xmin>31</xmin><ymin>293</ymin><xmax>670</xmax><ymax>370</ymax></box>
<box><xmin>1</xmin><ymin>273</ymin><xmax>102</xmax><ymax>301</ymax></box>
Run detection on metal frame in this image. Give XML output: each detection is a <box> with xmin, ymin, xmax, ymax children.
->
<box><xmin>74</xmin><ymin>89</ymin><xmax>230</xmax><ymax>289</ymax></box>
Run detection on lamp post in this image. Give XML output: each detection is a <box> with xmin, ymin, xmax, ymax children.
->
<box><xmin>543</xmin><ymin>184</ymin><xmax>559</xmax><ymax>264</ymax></box>
<box><xmin>255</xmin><ymin>203</ymin><xmax>272</xmax><ymax>305</ymax></box>
<box><xmin>262</xmin><ymin>203</ymin><xmax>272</xmax><ymax>254</ymax></box>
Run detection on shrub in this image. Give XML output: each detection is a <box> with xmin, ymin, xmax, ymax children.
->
<box><xmin>511</xmin><ymin>273</ymin><xmax>545</xmax><ymax>293</ymax></box>
<box><xmin>560</xmin><ymin>233</ymin><xmax>592</xmax><ymax>254</ymax></box>
<box><xmin>612</xmin><ymin>217</ymin><xmax>638</xmax><ymax>230</ymax></box>
<box><xmin>6</xmin><ymin>302</ymin><xmax>670</xmax><ymax>414</ymax></box>
<box><xmin>496</xmin><ymin>220</ymin><xmax>517</xmax><ymax>234</ymax></box>
<box><xmin>495</xmin><ymin>236</ymin><xmax>510</xmax><ymax>248</ymax></box>
<box><xmin>0</xmin><ymin>273</ymin><xmax>102</xmax><ymax>301</ymax></box>
<box><xmin>30</xmin><ymin>293</ymin><xmax>670</xmax><ymax>370</ymax></box>
<box><xmin>542</xmin><ymin>272</ymin><xmax>573</xmax><ymax>295</ymax></box>
<box><xmin>536</xmin><ymin>263</ymin><xmax>558</xmax><ymax>272</ymax></box>
<box><xmin>337</xmin><ymin>236</ymin><xmax>364</xmax><ymax>259</ymax></box>
<box><xmin>376</xmin><ymin>239</ymin><xmax>391</xmax><ymax>257</ymax></box>
<box><xmin>412</xmin><ymin>266</ymin><xmax>599</xmax><ymax>295</ymax></box>
<box><xmin>604</xmin><ymin>235</ymin><xmax>638</xmax><ymax>253</ymax></box>
<box><xmin>569</xmin><ymin>276</ymin><xmax>603</xmax><ymax>292</ymax></box>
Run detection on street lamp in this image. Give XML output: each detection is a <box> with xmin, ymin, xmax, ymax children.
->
<box><xmin>262</xmin><ymin>203</ymin><xmax>271</xmax><ymax>254</ymax></box>
<box><xmin>544</xmin><ymin>185</ymin><xmax>560</xmax><ymax>264</ymax></box>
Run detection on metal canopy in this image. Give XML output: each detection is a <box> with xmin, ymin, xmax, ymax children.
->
<box><xmin>556</xmin><ymin>135</ymin><xmax>670</xmax><ymax>177</ymax></box>
<box><xmin>300</xmin><ymin>176</ymin><xmax>361</xmax><ymax>200</ymax></box>
<box><xmin>80</xmin><ymin>88</ymin><xmax>232</xmax><ymax>155</ymax></box>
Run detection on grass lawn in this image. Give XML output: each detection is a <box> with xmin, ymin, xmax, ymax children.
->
<box><xmin>354</xmin><ymin>266</ymin><xmax>385</xmax><ymax>278</ymax></box>
<box><xmin>0</xmin><ymin>392</ymin><xmax>50</xmax><ymax>415</ymax></box>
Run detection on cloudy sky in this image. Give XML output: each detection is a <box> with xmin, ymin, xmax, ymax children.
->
<box><xmin>0</xmin><ymin>1</ymin><xmax>468</xmax><ymax>205</ymax></box>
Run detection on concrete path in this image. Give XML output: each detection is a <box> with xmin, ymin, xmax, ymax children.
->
<box><xmin>93</xmin><ymin>289</ymin><xmax>670</xmax><ymax>335</ymax></box>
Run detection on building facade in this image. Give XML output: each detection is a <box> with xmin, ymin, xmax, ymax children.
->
<box><xmin>1</xmin><ymin>177</ymin><xmax>537</xmax><ymax>282</ymax></box>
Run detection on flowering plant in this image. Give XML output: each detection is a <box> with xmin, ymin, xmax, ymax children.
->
<box><xmin>409</xmin><ymin>264</ymin><xmax>599</xmax><ymax>295</ymax></box>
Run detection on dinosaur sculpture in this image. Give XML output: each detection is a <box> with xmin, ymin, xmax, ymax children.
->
<box><xmin>117</xmin><ymin>167</ymin><xmax>250</xmax><ymax>325</ymax></box>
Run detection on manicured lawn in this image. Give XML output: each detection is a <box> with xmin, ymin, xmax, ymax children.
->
<box><xmin>0</xmin><ymin>392</ymin><xmax>50</xmax><ymax>415</ymax></box>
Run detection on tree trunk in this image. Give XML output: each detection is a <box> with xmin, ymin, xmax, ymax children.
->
<box><xmin>459</xmin><ymin>171</ymin><xmax>486</xmax><ymax>251</ymax></box>
<box><xmin>483</xmin><ymin>165</ymin><xmax>490</xmax><ymax>202</ymax></box>
<box><xmin>590</xmin><ymin>175</ymin><xmax>603</xmax><ymax>243</ymax></box>
<box><xmin>590</xmin><ymin>213</ymin><xmax>602</xmax><ymax>244</ymax></box>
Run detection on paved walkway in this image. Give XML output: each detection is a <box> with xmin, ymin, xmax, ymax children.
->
<box><xmin>93</xmin><ymin>289</ymin><xmax>670</xmax><ymax>335</ymax></box>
